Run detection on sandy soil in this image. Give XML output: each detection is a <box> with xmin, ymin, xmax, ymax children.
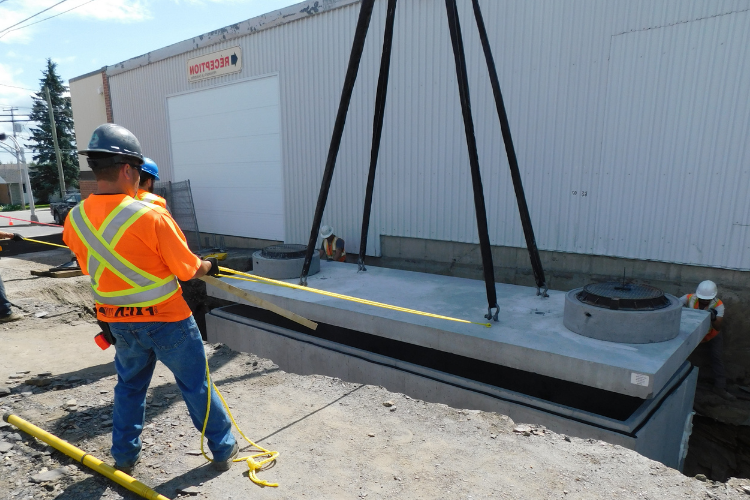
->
<box><xmin>0</xmin><ymin>250</ymin><xmax>747</xmax><ymax>500</ymax></box>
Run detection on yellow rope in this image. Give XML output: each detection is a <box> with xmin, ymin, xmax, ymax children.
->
<box><xmin>21</xmin><ymin>237</ymin><xmax>69</xmax><ymax>249</ymax></box>
<box><xmin>201</xmin><ymin>355</ymin><xmax>279</xmax><ymax>487</ymax></box>
<box><xmin>218</xmin><ymin>266</ymin><xmax>492</xmax><ymax>328</ymax></box>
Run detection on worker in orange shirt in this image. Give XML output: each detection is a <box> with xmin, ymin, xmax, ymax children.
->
<box><xmin>135</xmin><ymin>157</ymin><xmax>168</xmax><ymax>209</ymax></box>
<box><xmin>63</xmin><ymin>124</ymin><xmax>238</xmax><ymax>474</ymax></box>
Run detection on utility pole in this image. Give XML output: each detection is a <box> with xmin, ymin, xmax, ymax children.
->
<box><xmin>3</xmin><ymin>107</ymin><xmax>25</xmax><ymax>209</ymax></box>
<box><xmin>1</xmin><ymin>108</ymin><xmax>38</xmax><ymax>221</ymax></box>
<box><xmin>44</xmin><ymin>87</ymin><xmax>66</xmax><ymax>199</ymax></box>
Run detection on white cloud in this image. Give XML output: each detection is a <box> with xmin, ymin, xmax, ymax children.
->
<box><xmin>0</xmin><ymin>0</ymin><xmax>152</xmax><ymax>44</ymax></box>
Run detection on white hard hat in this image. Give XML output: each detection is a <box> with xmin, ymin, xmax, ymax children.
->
<box><xmin>319</xmin><ymin>225</ymin><xmax>334</xmax><ymax>239</ymax></box>
<box><xmin>696</xmin><ymin>280</ymin><xmax>718</xmax><ymax>300</ymax></box>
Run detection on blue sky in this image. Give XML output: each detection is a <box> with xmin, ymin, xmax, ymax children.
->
<box><xmin>0</xmin><ymin>0</ymin><xmax>298</xmax><ymax>163</ymax></box>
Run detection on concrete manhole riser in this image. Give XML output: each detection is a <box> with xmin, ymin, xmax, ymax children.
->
<box><xmin>252</xmin><ymin>251</ymin><xmax>320</xmax><ymax>280</ymax></box>
<box><xmin>563</xmin><ymin>288</ymin><xmax>684</xmax><ymax>343</ymax></box>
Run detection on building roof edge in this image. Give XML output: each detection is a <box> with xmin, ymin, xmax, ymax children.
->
<box><xmin>79</xmin><ymin>0</ymin><xmax>360</xmax><ymax>80</ymax></box>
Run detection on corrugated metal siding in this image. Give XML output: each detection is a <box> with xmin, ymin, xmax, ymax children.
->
<box><xmin>107</xmin><ymin>0</ymin><xmax>750</xmax><ymax>269</ymax></box>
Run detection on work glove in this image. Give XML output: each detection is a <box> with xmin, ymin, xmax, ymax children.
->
<box><xmin>710</xmin><ymin>308</ymin><xmax>718</xmax><ymax>322</ymax></box>
<box><xmin>206</xmin><ymin>257</ymin><xmax>220</xmax><ymax>276</ymax></box>
<box><xmin>11</xmin><ymin>233</ymin><xmax>23</xmax><ymax>242</ymax></box>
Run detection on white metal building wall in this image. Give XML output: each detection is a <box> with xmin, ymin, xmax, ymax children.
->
<box><xmin>106</xmin><ymin>0</ymin><xmax>750</xmax><ymax>269</ymax></box>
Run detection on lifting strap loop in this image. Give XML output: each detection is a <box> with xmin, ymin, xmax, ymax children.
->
<box><xmin>300</xmin><ymin>0</ymin><xmax>377</xmax><ymax>285</ymax></box>
<box><xmin>471</xmin><ymin>0</ymin><xmax>548</xmax><ymax>297</ymax></box>
<box><xmin>358</xmin><ymin>0</ymin><xmax>399</xmax><ymax>271</ymax></box>
<box><xmin>444</xmin><ymin>0</ymin><xmax>499</xmax><ymax>317</ymax></box>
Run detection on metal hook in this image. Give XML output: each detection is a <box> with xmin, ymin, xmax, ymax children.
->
<box><xmin>484</xmin><ymin>303</ymin><xmax>499</xmax><ymax>322</ymax></box>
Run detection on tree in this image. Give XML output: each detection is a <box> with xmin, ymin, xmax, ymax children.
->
<box><xmin>27</xmin><ymin>59</ymin><xmax>79</xmax><ymax>202</ymax></box>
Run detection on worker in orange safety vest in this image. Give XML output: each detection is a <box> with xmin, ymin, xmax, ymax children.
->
<box><xmin>680</xmin><ymin>280</ymin><xmax>735</xmax><ymax>401</ymax></box>
<box><xmin>63</xmin><ymin>123</ymin><xmax>238</xmax><ymax>474</ymax></box>
<box><xmin>135</xmin><ymin>157</ymin><xmax>168</xmax><ymax>210</ymax></box>
<box><xmin>318</xmin><ymin>225</ymin><xmax>346</xmax><ymax>262</ymax></box>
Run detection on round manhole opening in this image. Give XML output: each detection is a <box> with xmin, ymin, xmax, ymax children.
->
<box><xmin>576</xmin><ymin>282</ymin><xmax>671</xmax><ymax>311</ymax></box>
<box><xmin>260</xmin><ymin>244</ymin><xmax>308</xmax><ymax>260</ymax></box>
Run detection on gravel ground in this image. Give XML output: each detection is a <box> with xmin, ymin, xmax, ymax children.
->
<box><xmin>0</xmin><ymin>251</ymin><xmax>748</xmax><ymax>500</ymax></box>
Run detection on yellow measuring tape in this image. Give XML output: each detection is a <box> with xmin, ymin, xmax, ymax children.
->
<box><xmin>218</xmin><ymin>266</ymin><xmax>492</xmax><ymax>328</ymax></box>
<box><xmin>20</xmin><ymin>237</ymin><xmax>69</xmax><ymax>249</ymax></box>
<box><xmin>17</xmin><ymin>237</ymin><xmax>491</xmax><ymax>327</ymax></box>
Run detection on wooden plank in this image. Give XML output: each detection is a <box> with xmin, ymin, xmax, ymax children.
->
<box><xmin>201</xmin><ymin>275</ymin><xmax>318</xmax><ymax>331</ymax></box>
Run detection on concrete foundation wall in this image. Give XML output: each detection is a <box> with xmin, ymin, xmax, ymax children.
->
<box><xmin>207</xmin><ymin>310</ymin><xmax>698</xmax><ymax>469</ymax></box>
<box><xmin>374</xmin><ymin>235</ymin><xmax>750</xmax><ymax>386</ymax></box>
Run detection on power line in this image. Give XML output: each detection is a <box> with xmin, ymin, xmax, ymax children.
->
<box><xmin>0</xmin><ymin>83</ymin><xmax>36</xmax><ymax>92</ymax></box>
<box><xmin>0</xmin><ymin>0</ymin><xmax>70</xmax><ymax>34</ymax></box>
<box><xmin>0</xmin><ymin>0</ymin><xmax>97</xmax><ymax>38</ymax></box>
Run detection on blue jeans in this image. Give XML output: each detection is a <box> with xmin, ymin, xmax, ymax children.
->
<box><xmin>0</xmin><ymin>274</ymin><xmax>12</xmax><ymax>317</ymax></box>
<box><xmin>108</xmin><ymin>316</ymin><xmax>236</xmax><ymax>467</ymax></box>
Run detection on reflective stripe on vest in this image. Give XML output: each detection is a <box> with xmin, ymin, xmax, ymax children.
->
<box><xmin>69</xmin><ymin>197</ymin><xmax>180</xmax><ymax>307</ymax></box>
<box><xmin>138</xmin><ymin>192</ymin><xmax>163</xmax><ymax>206</ymax></box>
<box><xmin>324</xmin><ymin>237</ymin><xmax>346</xmax><ymax>261</ymax></box>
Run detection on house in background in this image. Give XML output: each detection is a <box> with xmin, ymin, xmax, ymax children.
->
<box><xmin>0</xmin><ymin>164</ymin><xmax>30</xmax><ymax>206</ymax></box>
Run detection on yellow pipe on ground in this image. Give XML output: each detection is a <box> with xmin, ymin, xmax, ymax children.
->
<box><xmin>3</xmin><ymin>413</ymin><xmax>171</xmax><ymax>500</ymax></box>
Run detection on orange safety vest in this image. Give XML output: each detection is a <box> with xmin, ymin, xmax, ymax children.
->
<box><xmin>136</xmin><ymin>189</ymin><xmax>168</xmax><ymax>210</ymax></box>
<box><xmin>62</xmin><ymin>194</ymin><xmax>201</xmax><ymax>323</ymax></box>
<box><xmin>685</xmin><ymin>294</ymin><xmax>723</xmax><ymax>342</ymax></box>
<box><xmin>323</xmin><ymin>237</ymin><xmax>346</xmax><ymax>262</ymax></box>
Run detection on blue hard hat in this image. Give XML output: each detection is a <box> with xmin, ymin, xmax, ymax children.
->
<box><xmin>141</xmin><ymin>157</ymin><xmax>160</xmax><ymax>180</ymax></box>
<box><xmin>80</xmin><ymin>123</ymin><xmax>144</xmax><ymax>166</ymax></box>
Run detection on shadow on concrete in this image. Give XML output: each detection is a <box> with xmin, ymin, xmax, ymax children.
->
<box><xmin>255</xmin><ymin>384</ymin><xmax>364</xmax><ymax>444</ymax></box>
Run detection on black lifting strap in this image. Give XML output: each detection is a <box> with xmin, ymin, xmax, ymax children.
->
<box><xmin>358</xmin><ymin>0</ymin><xmax>398</xmax><ymax>271</ymax></box>
<box><xmin>300</xmin><ymin>0</ymin><xmax>376</xmax><ymax>285</ymax></box>
<box><xmin>471</xmin><ymin>0</ymin><xmax>548</xmax><ymax>297</ymax></box>
<box><xmin>445</xmin><ymin>0</ymin><xmax>499</xmax><ymax>321</ymax></box>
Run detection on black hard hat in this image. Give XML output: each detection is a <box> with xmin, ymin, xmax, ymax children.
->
<box><xmin>79</xmin><ymin>123</ymin><xmax>144</xmax><ymax>166</ymax></box>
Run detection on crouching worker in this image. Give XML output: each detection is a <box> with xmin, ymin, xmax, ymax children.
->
<box><xmin>318</xmin><ymin>225</ymin><xmax>346</xmax><ymax>262</ymax></box>
<box><xmin>63</xmin><ymin>124</ymin><xmax>238</xmax><ymax>473</ymax></box>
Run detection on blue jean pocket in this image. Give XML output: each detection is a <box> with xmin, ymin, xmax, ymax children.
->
<box><xmin>146</xmin><ymin>322</ymin><xmax>189</xmax><ymax>351</ymax></box>
<box><xmin>110</xmin><ymin>331</ymin><xmax>129</xmax><ymax>348</ymax></box>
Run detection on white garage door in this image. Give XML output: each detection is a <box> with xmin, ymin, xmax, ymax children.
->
<box><xmin>167</xmin><ymin>75</ymin><xmax>285</xmax><ymax>241</ymax></box>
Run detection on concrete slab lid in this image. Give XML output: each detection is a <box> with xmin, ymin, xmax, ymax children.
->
<box><xmin>207</xmin><ymin>261</ymin><xmax>709</xmax><ymax>398</ymax></box>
